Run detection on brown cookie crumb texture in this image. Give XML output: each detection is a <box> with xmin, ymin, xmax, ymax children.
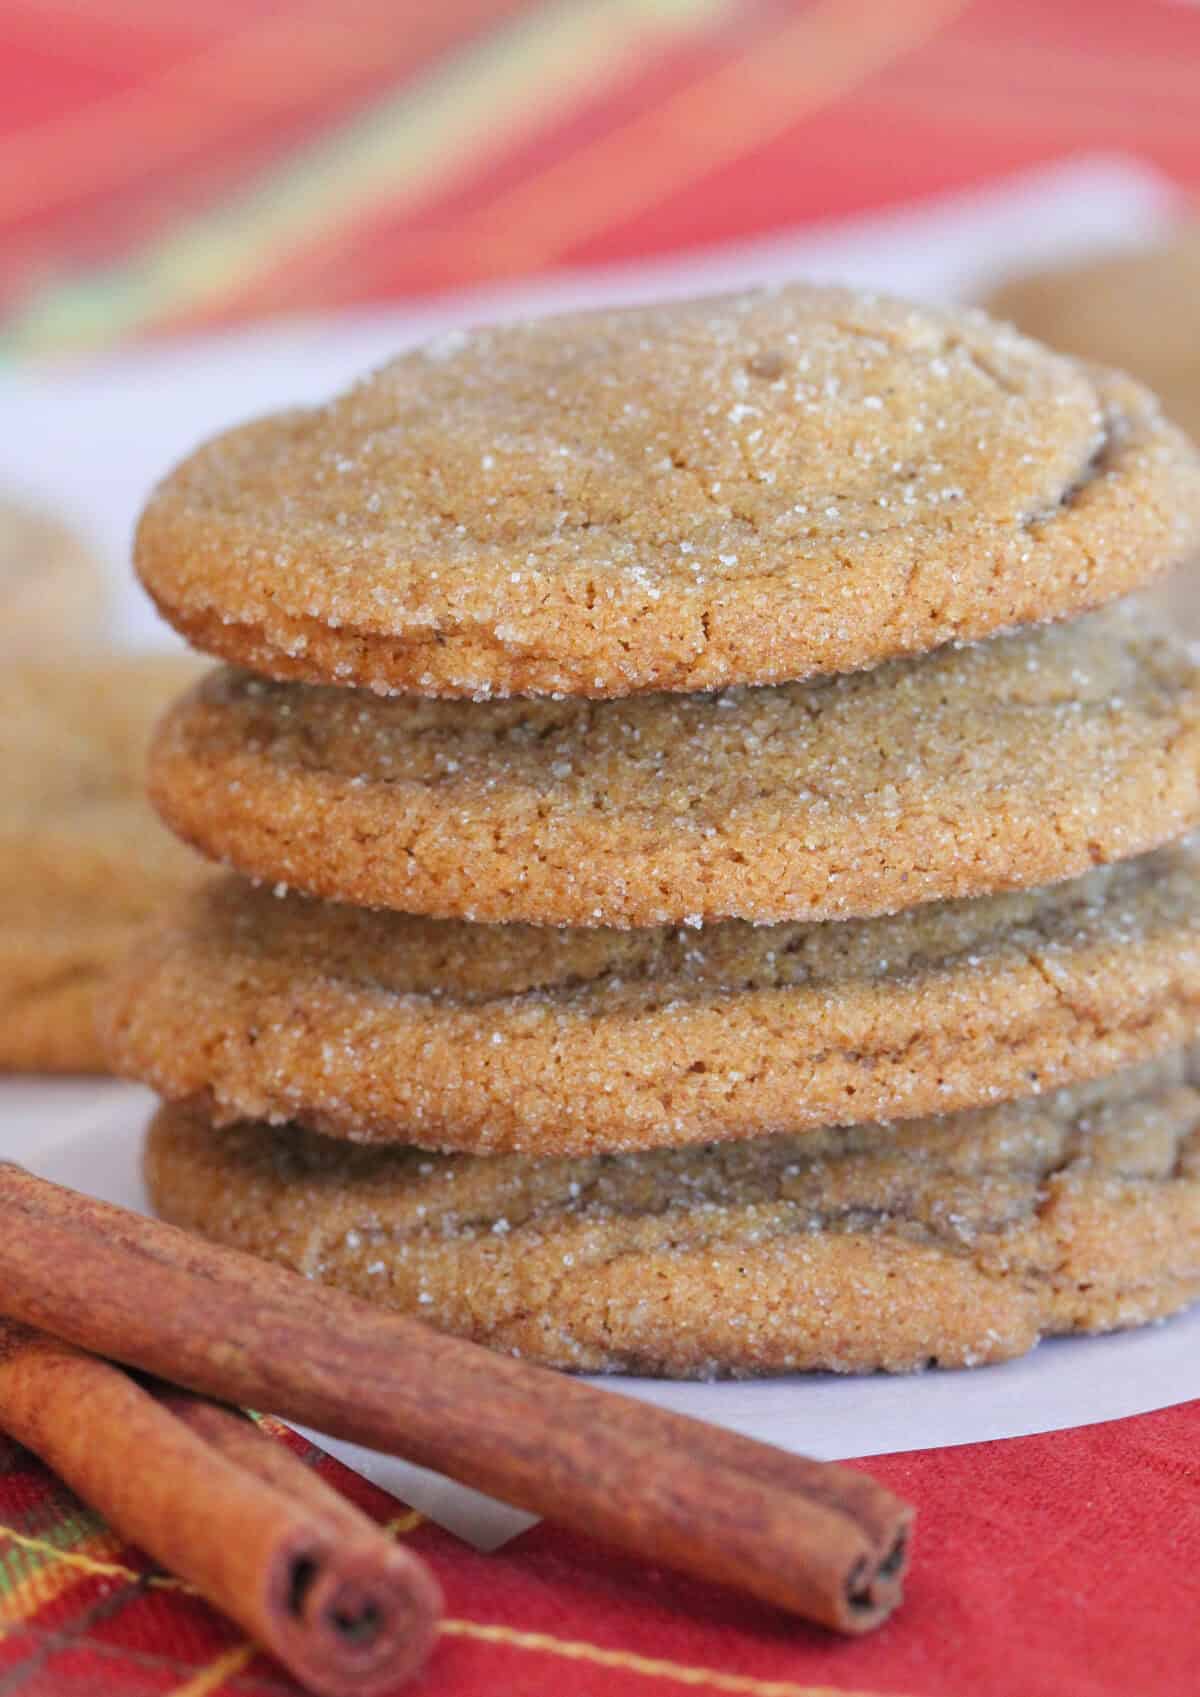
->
<box><xmin>104</xmin><ymin>841</ymin><xmax>1200</xmax><ymax>1154</ymax></box>
<box><xmin>135</xmin><ymin>286</ymin><xmax>1200</xmax><ymax>699</ymax></box>
<box><xmin>150</xmin><ymin>598</ymin><xmax>1200</xmax><ymax>926</ymax></box>
<box><xmin>145</xmin><ymin>1051</ymin><xmax>1200</xmax><ymax>1377</ymax></box>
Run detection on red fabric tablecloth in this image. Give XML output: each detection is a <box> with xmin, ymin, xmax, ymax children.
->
<box><xmin>2</xmin><ymin>2</ymin><xmax>1200</xmax><ymax>1690</ymax></box>
<box><xmin>4</xmin><ymin>1400</ymin><xmax>1200</xmax><ymax>1696</ymax></box>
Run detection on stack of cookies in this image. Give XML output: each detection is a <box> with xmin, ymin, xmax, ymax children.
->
<box><xmin>104</xmin><ymin>285</ymin><xmax>1200</xmax><ymax>1377</ymax></box>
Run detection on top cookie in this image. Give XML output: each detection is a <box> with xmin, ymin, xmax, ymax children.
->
<box><xmin>987</xmin><ymin>225</ymin><xmax>1200</xmax><ymax>445</ymax></box>
<box><xmin>135</xmin><ymin>285</ymin><xmax>1200</xmax><ymax>699</ymax></box>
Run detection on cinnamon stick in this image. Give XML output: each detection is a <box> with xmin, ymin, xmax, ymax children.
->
<box><xmin>0</xmin><ymin>1319</ymin><xmax>441</xmax><ymax>1695</ymax></box>
<box><xmin>157</xmin><ymin>1392</ymin><xmax>400</xmax><ymax>1543</ymax></box>
<box><xmin>0</xmin><ymin>1161</ymin><xmax>913</xmax><ymax>1633</ymax></box>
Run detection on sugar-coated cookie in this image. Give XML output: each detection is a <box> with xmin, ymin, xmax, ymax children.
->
<box><xmin>149</xmin><ymin>598</ymin><xmax>1200</xmax><ymax>926</ymax></box>
<box><xmin>135</xmin><ymin>286</ymin><xmax>1200</xmax><ymax>699</ymax></box>
<box><xmin>104</xmin><ymin>843</ymin><xmax>1200</xmax><ymax>1153</ymax></box>
<box><xmin>145</xmin><ymin>1051</ymin><xmax>1200</xmax><ymax>1377</ymax></box>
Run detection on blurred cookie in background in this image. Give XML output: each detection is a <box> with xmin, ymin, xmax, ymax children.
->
<box><xmin>985</xmin><ymin>224</ymin><xmax>1200</xmax><ymax>445</ymax></box>
<box><xmin>0</xmin><ymin>656</ymin><xmax>208</xmax><ymax>1072</ymax></box>
<box><xmin>1148</xmin><ymin>562</ymin><xmax>1200</xmax><ymax>642</ymax></box>
<box><xmin>986</xmin><ymin>225</ymin><xmax>1200</xmax><ymax>635</ymax></box>
<box><xmin>0</xmin><ymin>493</ymin><xmax>112</xmax><ymax>655</ymax></box>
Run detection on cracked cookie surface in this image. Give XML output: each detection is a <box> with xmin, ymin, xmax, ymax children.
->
<box><xmin>1</xmin><ymin>657</ymin><xmax>207</xmax><ymax>1071</ymax></box>
<box><xmin>104</xmin><ymin>841</ymin><xmax>1200</xmax><ymax>1153</ymax></box>
<box><xmin>134</xmin><ymin>285</ymin><xmax>1200</xmax><ymax>699</ymax></box>
<box><xmin>151</xmin><ymin>597</ymin><xmax>1200</xmax><ymax>926</ymax></box>
<box><xmin>145</xmin><ymin>1050</ymin><xmax>1200</xmax><ymax>1375</ymax></box>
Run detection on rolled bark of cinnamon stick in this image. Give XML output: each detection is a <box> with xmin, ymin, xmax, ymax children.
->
<box><xmin>158</xmin><ymin>1392</ymin><xmax>395</xmax><ymax>1541</ymax></box>
<box><xmin>0</xmin><ymin>1319</ymin><xmax>441</xmax><ymax>1695</ymax></box>
<box><xmin>0</xmin><ymin>1161</ymin><xmax>913</xmax><ymax>1633</ymax></box>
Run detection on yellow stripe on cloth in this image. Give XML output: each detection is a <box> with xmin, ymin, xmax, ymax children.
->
<box><xmin>1</xmin><ymin>1519</ymin><xmax>905</xmax><ymax>1696</ymax></box>
<box><xmin>441</xmin><ymin>1619</ymin><xmax>903</xmax><ymax>1696</ymax></box>
<box><xmin>385</xmin><ymin>1509</ymin><xmax>426</xmax><ymax>1537</ymax></box>
<box><xmin>165</xmin><ymin>1643</ymin><xmax>255</xmax><ymax>1697</ymax></box>
<box><xmin>2</xmin><ymin>0</ymin><xmax>733</xmax><ymax>355</ymax></box>
<box><xmin>0</xmin><ymin>1523</ymin><xmax>141</xmax><ymax>1623</ymax></box>
<box><xmin>383</xmin><ymin>0</ymin><xmax>970</xmax><ymax>279</ymax></box>
<box><xmin>0</xmin><ymin>1525</ymin><xmax>194</xmax><ymax>1597</ymax></box>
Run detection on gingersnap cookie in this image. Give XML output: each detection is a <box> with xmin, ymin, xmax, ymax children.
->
<box><xmin>104</xmin><ymin>841</ymin><xmax>1200</xmax><ymax>1154</ymax></box>
<box><xmin>0</xmin><ymin>657</ymin><xmax>207</xmax><ymax>1072</ymax></box>
<box><xmin>987</xmin><ymin>225</ymin><xmax>1200</xmax><ymax>445</ymax></box>
<box><xmin>145</xmin><ymin>1050</ymin><xmax>1200</xmax><ymax>1377</ymax></box>
<box><xmin>134</xmin><ymin>285</ymin><xmax>1200</xmax><ymax>700</ymax></box>
<box><xmin>149</xmin><ymin>597</ymin><xmax>1200</xmax><ymax>928</ymax></box>
<box><xmin>1</xmin><ymin>495</ymin><xmax>109</xmax><ymax>656</ymax></box>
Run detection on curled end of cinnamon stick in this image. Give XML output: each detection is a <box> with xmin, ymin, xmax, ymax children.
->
<box><xmin>269</xmin><ymin>1533</ymin><xmax>443</xmax><ymax>1696</ymax></box>
<box><xmin>834</xmin><ymin>1511</ymin><xmax>913</xmax><ymax>1634</ymax></box>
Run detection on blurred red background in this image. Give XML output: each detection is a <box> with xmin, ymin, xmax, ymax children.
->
<box><xmin>1</xmin><ymin>0</ymin><xmax>1198</xmax><ymax>355</ymax></box>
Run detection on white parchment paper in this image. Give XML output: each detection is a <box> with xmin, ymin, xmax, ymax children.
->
<box><xmin>7</xmin><ymin>1080</ymin><xmax>1200</xmax><ymax>1550</ymax></box>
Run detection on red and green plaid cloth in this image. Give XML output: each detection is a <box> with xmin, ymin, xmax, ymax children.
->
<box><xmin>4</xmin><ymin>1402</ymin><xmax>1200</xmax><ymax>1696</ymax></box>
<box><xmin>4</xmin><ymin>0</ymin><xmax>1200</xmax><ymax>1689</ymax></box>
